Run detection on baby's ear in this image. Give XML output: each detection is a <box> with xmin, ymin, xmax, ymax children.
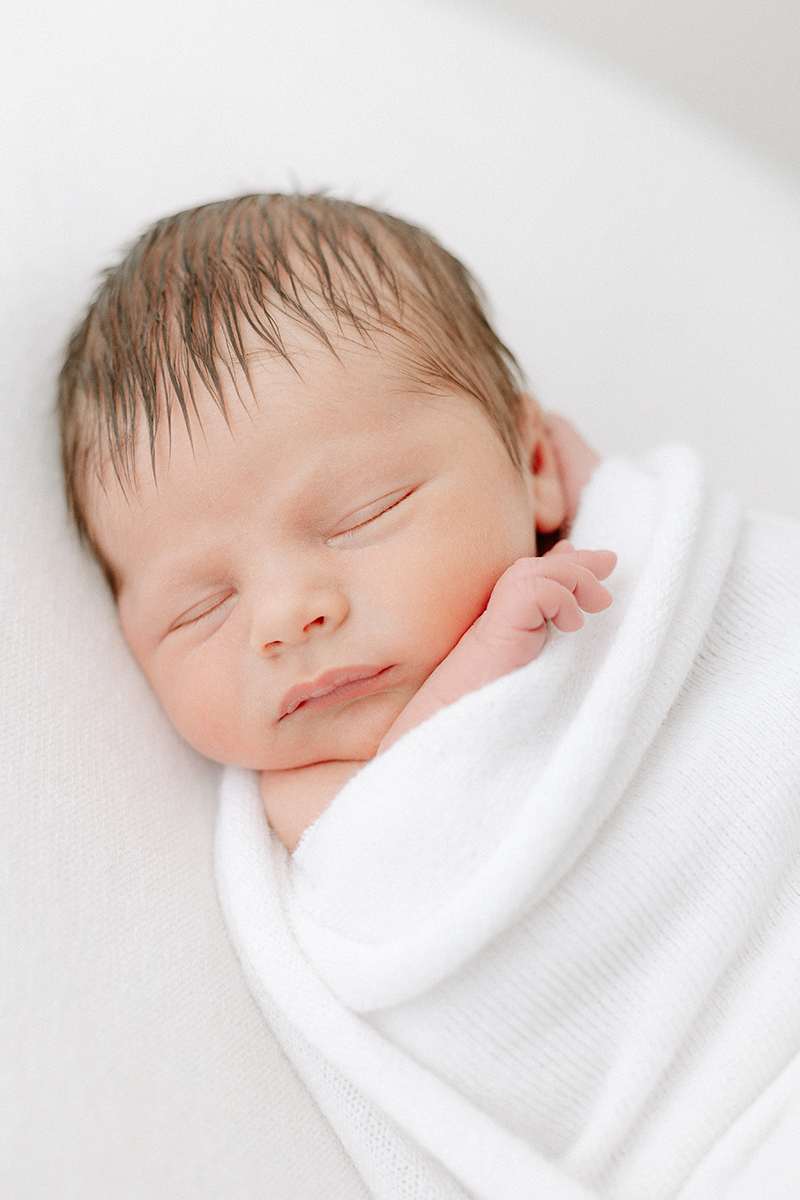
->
<box><xmin>516</xmin><ymin>395</ymin><xmax>567</xmax><ymax>534</ymax></box>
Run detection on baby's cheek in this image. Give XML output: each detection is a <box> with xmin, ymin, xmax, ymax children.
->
<box><xmin>408</xmin><ymin>558</ymin><xmax>502</xmax><ymax>661</ymax></box>
<box><xmin>168</xmin><ymin>692</ymin><xmax>234</xmax><ymax>762</ymax></box>
<box><xmin>145</xmin><ymin>658</ymin><xmax>249</xmax><ymax>766</ymax></box>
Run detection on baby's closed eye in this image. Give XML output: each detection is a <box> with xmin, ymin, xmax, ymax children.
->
<box><xmin>327</xmin><ymin>486</ymin><xmax>416</xmax><ymax>542</ymax></box>
<box><xmin>168</xmin><ymin>588</ymin><xmax>237</xmax><ymax>632</ymax></box>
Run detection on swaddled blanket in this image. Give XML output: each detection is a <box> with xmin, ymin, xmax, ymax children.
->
<box><xmin>216</xmin><ymin>446</ymin><xmax>800</xmax><ymax>1199</ymax></box>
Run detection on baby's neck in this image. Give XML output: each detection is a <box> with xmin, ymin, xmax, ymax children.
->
<box><xmin>259</xmin><ymin>759</ymin><xmax>367</xmax><ymax>852</ymax></box>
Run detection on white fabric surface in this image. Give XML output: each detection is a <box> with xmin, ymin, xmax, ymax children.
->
<box><xmin>217</xmin><ymin>447</ymin><xmax>800</xmax><ymax>1199</ymax></box>
<box><xmin>3</xmin><ymin>0</ymin><xmax>800</xmax><ymax>1195</ymax></box>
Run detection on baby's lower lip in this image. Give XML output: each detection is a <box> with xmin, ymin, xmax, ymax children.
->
<box><xmin>286</xmin><ymin>667</ymin><xmax>396</xmax><ymax>716</ymax></box>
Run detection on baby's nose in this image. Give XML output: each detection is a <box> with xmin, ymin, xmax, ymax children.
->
<box><xmin>249</xmin><ymin>584</ymin><xmax>349</xmax><ymax>653</ymax></box>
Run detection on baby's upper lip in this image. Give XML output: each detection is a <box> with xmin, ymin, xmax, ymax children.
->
<box><xmin>278</xmin><ymin>665</ymin><xmax>392</xmax><ymax>719</ymax></box>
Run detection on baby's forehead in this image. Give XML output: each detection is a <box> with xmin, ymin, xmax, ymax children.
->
<box><xmin>96</xmin><ymin>334</ymin><xmax>454</xmax><ymax>496</ymax></box>
<box><xmin>88</xmin><ymin>360</ymin><xmax>502</xmax><ymax>580</ymax></box>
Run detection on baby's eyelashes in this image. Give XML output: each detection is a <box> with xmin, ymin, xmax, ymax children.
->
<box><xmin>327</xmin><ymin>486</ymin><xmax>416</xmax><ymax>542</ymax></box>
<box><xmin>168</xmin><ymin>588</ymin><xmax>237</xmax><ymax>633</ymax></box>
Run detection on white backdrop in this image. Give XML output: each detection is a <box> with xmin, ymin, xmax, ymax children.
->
<box><xmin>2</xmin><ymin>0</ymin><xmax>800</xmax><ymax>1196</ymax></box>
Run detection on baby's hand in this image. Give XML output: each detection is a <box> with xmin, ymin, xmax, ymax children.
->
<box><xmin>473</xmin><ymin>542</ymin><xmax>616</xmax><ymax>665</ymax></box>
<box><xmin>379</xmin><ymin>543</ymin><xmax>616</xmax><ymax>753</ymax></box>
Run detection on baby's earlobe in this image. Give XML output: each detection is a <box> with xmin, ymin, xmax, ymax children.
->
<box><xmin>532</xmin><ymin>438</ymin><xmax>568</xmax><ymax>534</ymax></box>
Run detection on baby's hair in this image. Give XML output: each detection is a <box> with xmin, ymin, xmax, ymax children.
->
<box><xmin>58</xmin><ymin>193</ymin><xmax>526</xmax><ymax>558</ymax></box>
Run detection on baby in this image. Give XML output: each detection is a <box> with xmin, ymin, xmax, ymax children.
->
<box><xmin>59</xmin><ymin>194</ymin><xmax>800</xmax><ymax>1198</ymax></box>
<box><xmin>58</xmin><ymin>193</ymin><xmax>614</xmax><ymax>851</ymax></box>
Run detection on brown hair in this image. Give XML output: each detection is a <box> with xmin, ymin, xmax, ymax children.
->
<box><xmin>58</xmin><ymin>193</ymin><xmax>526</xmax><ymax>556</ymax></box>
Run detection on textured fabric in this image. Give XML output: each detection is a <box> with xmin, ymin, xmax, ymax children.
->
<box><xmin>217</xmin><ymin>447</ymin><xmax>800</xmax><ymax>1199</ymax></box>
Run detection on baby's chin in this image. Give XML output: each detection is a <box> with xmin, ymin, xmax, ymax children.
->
<box><xmin>257</xmin><ymin>688</ymin><xmax>411</xmax><ymax>774</ymax></box>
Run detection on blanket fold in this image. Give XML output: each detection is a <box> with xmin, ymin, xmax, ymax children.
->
<box><xmin>217</xmin><ymin>446</ymin><xmax>800</xmax><ymax>1199</ymax></box>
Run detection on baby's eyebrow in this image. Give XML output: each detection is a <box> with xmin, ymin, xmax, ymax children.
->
<box><xmin>127</xmin><ymin>550</ymin><xmax>223</xmax><ymax>611</ymax></box>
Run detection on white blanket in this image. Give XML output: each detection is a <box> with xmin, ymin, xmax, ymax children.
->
<box><xmin>216</xmin><ymin>446</ymin><xmax>800</xmax><ymax>1199</ymax></box>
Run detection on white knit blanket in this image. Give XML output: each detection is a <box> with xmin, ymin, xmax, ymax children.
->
<box><xmin>216</xmin><ymin>447</ymin><xmax>800</xmax><ymax>1199</ymax></box>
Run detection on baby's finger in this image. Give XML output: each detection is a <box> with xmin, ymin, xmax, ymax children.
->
<box><xmin>569</xmin><ymin>549</ymin><xmax>617</xmax><ymax>581</ymax></box>
<box><xmin>487</xmin><ymin>563</ymin><xmax>570</xmax><ymax>631</ymax></box>
<box><xmin>543</xmin><ymin>544</ymin><xmax>616</xmax><ymax>581</ymax></box>
<box><xmin>529</xmin><ymin>578</ymin><xmax>585</xmax><ymax>632</ymax></box>
<box><xmin>570</xmin><ymin>566</ymin><xmax>613</xmax><ymax>613</ymax></box>
<box><xmin>520</xmin><ymin>556</ymin><xmax>614</xmax><ymax>612</ymax></box>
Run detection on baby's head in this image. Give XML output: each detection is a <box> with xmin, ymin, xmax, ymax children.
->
<box><xmin>58</xmin><ymin>194</ymin><xmax>565</xmax><ymax>772</ymax></box>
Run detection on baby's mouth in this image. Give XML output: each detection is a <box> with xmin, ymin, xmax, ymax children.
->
<box><xmin>279</xmin><ymin>665</ymin><xmax>396</xmax><ymax>719</ymax></box>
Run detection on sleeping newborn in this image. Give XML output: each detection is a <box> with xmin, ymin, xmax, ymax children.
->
<box><xmin>59</xmin><ymin>193</ymin><xmax>800</xmax><ymax>1200</ymax></box>
<box><xmin>59</xmin><ymin>193</ymin><xmax>614</xmax><ymax>850</ymax></box>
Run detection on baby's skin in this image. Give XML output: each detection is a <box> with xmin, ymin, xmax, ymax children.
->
<box><xmin>266</xmin><ymin>543</ymin><xmax>615</xmax><ymax>848</ymax></box>
<box><xmin>258</xmin><ymin>407</ymin><xmax>616</xmax><ymax>849</ymax></box>
<box><xmin>90</xmin><ymin>333</ymin><xmax>616</xmax><ymax>853</ymax></box>
<box><xmin>378</xmin><ymin>542</ymin><xmax>616</xmax><ymax>753</ymax></box>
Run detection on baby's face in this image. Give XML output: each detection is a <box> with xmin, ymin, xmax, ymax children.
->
<box><xmin>90</xmin><ymin>338</ymin><xmax>544</xmax><ymax>772</ymax></box>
